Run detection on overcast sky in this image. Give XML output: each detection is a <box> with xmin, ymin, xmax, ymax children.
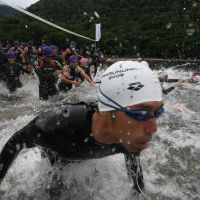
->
<box><xmin>1</xmin><ymin>0</ymin><xmax>39</xmax><ymax>8</ymax></box>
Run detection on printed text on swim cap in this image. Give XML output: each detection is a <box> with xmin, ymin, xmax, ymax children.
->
<box><xmin>102</xmin><ymin>67</ymin><xmax>138</xmax><ymax>80</ymax></box>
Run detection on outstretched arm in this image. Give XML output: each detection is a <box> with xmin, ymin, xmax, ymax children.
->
<box><xmin>162</xmin><ymin>86</ymin><xmax>176</xmax><ymax>95</ymax></box>
<box><xmin>0</xmin><ymin>119</ymin><xmax>36</xmax><ymax>183</ymax></box>
<box><xmin>79</xmin><ymin>69</ymin><xmax>94</xmax><ymax>86</ymax></box>
<box><xmin>124</xmin><ymin>153</ymin><xmax>144</xmax><ymax>193</ymax></box>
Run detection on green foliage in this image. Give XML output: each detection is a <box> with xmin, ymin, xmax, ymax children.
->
<box><xmin>0</xmin><ymin>0</ymin><xmax>199</xmax><ymax>58</ymax></box>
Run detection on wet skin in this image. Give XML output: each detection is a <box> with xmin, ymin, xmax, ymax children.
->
<box><xmin>92</xmin><ymin>101</ymin><xmax>164</xmax><ymax>153</ymax></box>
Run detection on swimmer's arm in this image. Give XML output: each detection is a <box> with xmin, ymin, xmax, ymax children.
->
<box><xmin>166</xmin><ymin>79</ymin><xmax>179</xmax><ymax>83</ymax></box>
<box><xmin>124</xmin><ymin>153</ymin><xmax>144</xmax><ymax>193</ymax></box>
<box><xmin>162</xmin><ymin>86</ymin><xmax>175</xmax><ymax>95</ymax></box>
<box><xmin>79</xmin><ymin>68</ymin><xmax>94</xmax><ymax>86</ymax></box>
<box><xmin>0</xmin><ymin>122</ymin><xmax>35</xmax><ymax>183</ymax></box>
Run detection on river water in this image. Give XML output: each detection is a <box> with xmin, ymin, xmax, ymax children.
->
<box><xmin>0</xmin><ymin>61</ymin><xmax>200</xmax><ymax>200</ymax></box>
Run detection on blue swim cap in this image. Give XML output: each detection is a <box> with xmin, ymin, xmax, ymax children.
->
<box><xmin>69</xmin><ymin>55</ymin><xmax>78</xmax><ymax>63</ymax></box>
<box><xmin>42</xmin><ymin>46</ymin><xmax>54</xmax><ymax>56</ymax></box>
<box><xmin>6</xmin><ymin>50</ymin><xmax>16</xmax><ymax>58</ymax></box>
<box><xmin>50</xmin><ymin>45</ymin><xmax>58</xmax><ymax>49</ymax></box>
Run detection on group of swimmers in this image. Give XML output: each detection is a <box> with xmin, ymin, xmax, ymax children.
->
<box><xmin>0</xmin><ymin>60</ymin><xmax>163</xmax><ymax>194</ymax></box>
<box><xmin>0</xmin><ymin>40</ymin><xmax>109</xmax><ymax>99</ymax></box>
<box><xmin>0</xmin><ymin>44</ymin><xmax>200</xmax><ymax>196</ymax></box>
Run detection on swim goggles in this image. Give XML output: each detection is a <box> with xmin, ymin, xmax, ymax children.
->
<box><xmin>98</xmin><ymin>88</ymin><xmax>164</xmax><ymax>121</ymax></box>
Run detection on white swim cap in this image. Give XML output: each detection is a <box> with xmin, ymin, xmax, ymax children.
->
<box><xmin>157</xmin><ymin>70</ymin><xmax>167</xmax><ymax>78</ymax></box>
<box><xmin>98</xmin><ymin>60</ymin><xmax>163</xmax><ymax>111</ymax></box>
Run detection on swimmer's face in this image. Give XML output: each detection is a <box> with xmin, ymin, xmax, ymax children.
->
<box><xmin>7</xmin><ymin>57</ymin><xmax>16</xmax><ymax>64</ymax></box>
<box><xmin>111</xmin><ymin>101</ymin><xmax>164</xmax><ymax>153</ymax></box>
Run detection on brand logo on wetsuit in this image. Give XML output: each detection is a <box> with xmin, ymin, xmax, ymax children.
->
<box><xmin>127</xmin><ymin>82</ymin><xmax>144</xmax><ymax>91</ymax></box>
<box><xmin>102</xmin><ymin>67</ymin><xmax>138</xmax><ymax>80</ymax></box>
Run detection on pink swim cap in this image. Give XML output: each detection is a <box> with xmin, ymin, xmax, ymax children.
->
<box><xmin>80</xmin><ymin>57</ymin><xmax>88</xmax><ymax>63</ymax></box>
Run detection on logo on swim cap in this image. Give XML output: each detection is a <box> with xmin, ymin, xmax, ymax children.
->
<box><xmin>98</xmin><ymin>61</ymin><xmax>163</xmax><ymax>111</ymax></box>
<box><xmin>127</xmin><ymin>82</ymin><xmax>144</xmax><ymax>91</ymax></box>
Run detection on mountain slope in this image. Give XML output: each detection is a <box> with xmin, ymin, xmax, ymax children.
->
<box><xmin>0</xmin><ymin>5</ymin><xmax>17</xmax><ymax>18</ymax></box>
<box><xmin>0</xmin><ymin>0</ymin><xmax>200</xmax><ymax>58</ymax></box>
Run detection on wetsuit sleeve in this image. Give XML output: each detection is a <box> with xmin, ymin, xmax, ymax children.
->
<box><xmin>124</xmin><ymin>153</ymin><xmax>144</xmax><ymax>193</ymax></box>
<box><xmin>54</xmin><ymin>60</ymin><xmax>63</xmax><ymax>70</ymax></box>
<box><xmin>162</xmin><ymin>86</ymin><xmax>175</xmax><ymax>95</ymax></box>
<box><xmin>166</xmin><ymin>79</ymin><xmax>179</xmax><ymax>83</ymax></box>
<box><xmin>0</xmin><ymin>120</ymin><xmax>36</xmax><ymax>180</ymax></box>
<box><xmin>33</xmin><ymin>61</ymin><xmax>54</xmax><ymax>80</ymax></box>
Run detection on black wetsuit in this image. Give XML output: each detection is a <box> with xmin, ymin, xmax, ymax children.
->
<box><xmin>0</xmin><ymin>102</ymin><xmax>144</xmax><ymax>193</ymax></box>
<box><xmin>1</xmin><ymin>62</ymin><xmax>31</xmax><ymax>92</ymax></box>
<box><xmin>0</xmin><ymin>51</ymin><xmax>7</xmax><ymax>65</ymax></box>
<box><xmin>33</xmin><ymin>59</ymin><xmax>62</xmax><ymax>100</ymax></box>
<box><xmin>0</xmin><ymin>51</ymin><xmax>7</xmax><ymax>81</ymax></box>
<box><xmin>27</xmin><ymin>46</ymin><xmax>37</xmax><ymax>64</ymax></box>
<box><xmin>161</xmin><ymin>79</ymin><xmax>179</xmax><ymax>95</ymax></box>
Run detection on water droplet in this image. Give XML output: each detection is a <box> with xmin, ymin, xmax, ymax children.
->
<box><xmin>63</xmin><ymin>111</ymin><xmax>69</xmax><ymax>118</ymax></box>
<box><xmin>119</xmin><ymin>139</ymin><xmax>123</xmax><ymax>143</ymax></box>
<box><xmin>112</xmin><ymin>112</ymin><xmax>116</xmax><ymax>119</ymax></box>
<box><xmin>188</xmin><ymin>23</ymin><xmax>193</xmax><ymax>27</ymax></box>
<box><xmin>166</xmin><ymin>22</ymin><xmax>172</xmax><ymax>29</ymax></box>
<box><xmin>83</xmin><ymin>12</ymin><xmax>87</xmax><ymax>15</ymax></box>
<box><xmin>127</xmin><ymin>140</ymin><xmax>130</xmax><ymax>145</ymax></box>
<box><xmin>192</xmin><ymin>2</ymin><xmax>197</xmax><ymax>7</ymax></box>
<box><xmin>84</xmin><ymin>137</ymin><xmax>89</xmax><ymax>143</ymax></box>
<box><xmin>9</xmin><ymin>150</ymin><xmax>14</xmax><ymax>154</ymax></box>
<box><xmin>16</xmin><ymin>144</ymin><xmax>21</xmax><ymax>151</ymax></box>
<box><xmin>127</xmin><ymin>131</ymin><xmax>131</xmax><ymax>136</ymax></box>
<box><xmin>186</xmin><ymin>29</ymin><xmax>195</xmax><ymax>36</ymax></box>
<box><xmin>37</xmin><ymin>133</ymin><xmax>41</xmax><ymax>138</ymax></box>
<box><xmin>56</xmin><ymin>120</ymin><xmax>60</xmax><ymax>125</ymax></box>
<box><xmin>127</xmin><ymin>121</ymin><xmax>131</xmax><ymax>124</ymax></box>
<box><xmin>94</xmin><ymin>11</ymin><xmax>100</xmax><ymax>18</ymax></box>
<box><xmin>112</xmin><ymin>148</ymin><xmax>116</xmax><ymax>152</ymax></box>
<box><xmin>72</xmin><ymin>142</ymin><xmax>76</xmax><ymax>146</ymax></box>
<box><xmin>0</xmin><ymin>163</ymin><xmax>3</xmax><ymax>171</ymax></box>
<box><xmin>129</xmin><ymin>183</ymin><xmax>133</xmax><ymax>188</ymax></box>
<box><xmin>22</xmin><ymin>143</ymin><xmax>27</xmax><ymax>148</ymax></box>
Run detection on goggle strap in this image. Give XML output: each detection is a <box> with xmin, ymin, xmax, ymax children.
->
<box><xmin>97</xmin><ymin>97</ymin><xmax>124</xmax><ymax>112</ymax></box>
<box><xmin>98</xmin><ymin>87</ymin><xmax>127</xmax><ymax>111</ymax></box>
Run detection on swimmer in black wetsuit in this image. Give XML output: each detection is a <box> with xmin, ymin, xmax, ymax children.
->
<box><xmin>0</xmin><ymin>61</ymin><xmax>164</xmax><ymax>194</ymax></box>
<box><xmin>1</xmin><ymin>50</ymin><xmax>32</xmax><ymax>92</ymax></box>
<box><xmin>158</xmin><ymin>70</ymin><xmax>200</xmax><ymax>95</ymax></box>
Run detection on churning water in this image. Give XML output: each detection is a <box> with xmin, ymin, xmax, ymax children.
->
<box><xmin>0</xmin><ymin>61</ymin><xmax>200</xmax><ymax>200</ymax></box>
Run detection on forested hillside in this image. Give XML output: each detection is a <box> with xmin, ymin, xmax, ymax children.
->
<box><xmin>0</xmin><ymin>0</ymin><xmax>200</xmax><ymax>58</ymax></box>
<box><xmin>0</xmin><ymin>5</ymin><xmax>17</xmax><ymax>18</ymax></box>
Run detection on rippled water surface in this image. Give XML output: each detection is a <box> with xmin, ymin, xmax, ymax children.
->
<box><xmin>0</xmin><ymin>62</ymin><xmax>200</xmax><ymax>200</ymax></box>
